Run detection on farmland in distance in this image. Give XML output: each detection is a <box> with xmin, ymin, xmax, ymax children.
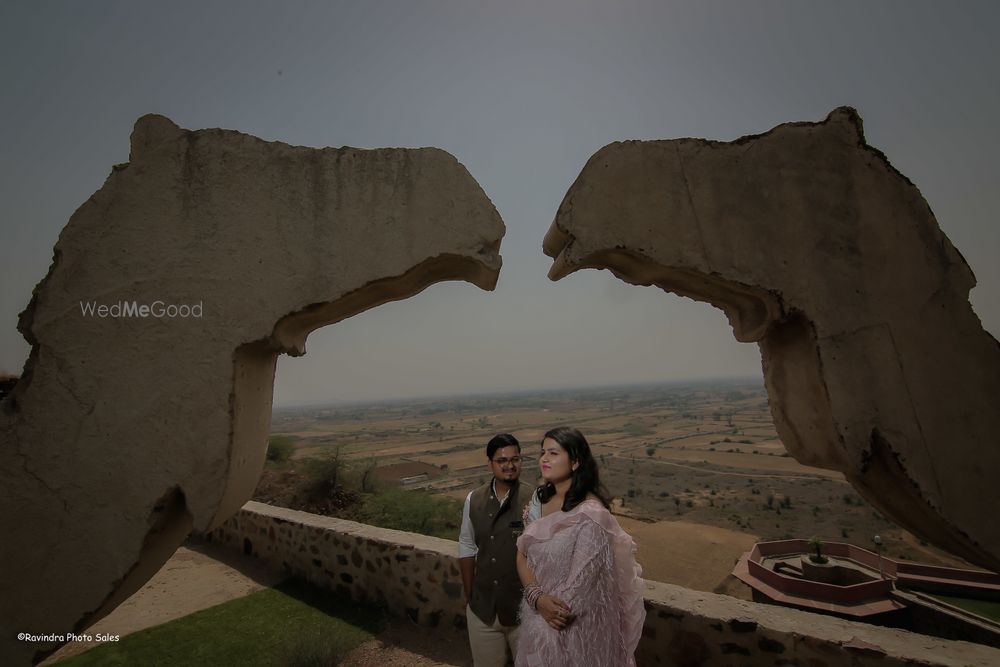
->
<box><xmin>260</xmin><ymin>381</ymin><xmax>970</xmax><ymax>596</ymax></box>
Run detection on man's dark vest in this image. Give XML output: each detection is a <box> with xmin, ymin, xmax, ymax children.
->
<box><xmin>468</xmin><ymin>480</ymin><xmax>533</xmax><ymax>626</ymax></box>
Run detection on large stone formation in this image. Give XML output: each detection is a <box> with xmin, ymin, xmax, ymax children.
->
<box><xmin>544</xmin><ymin>107</ymin><xmax>1000</xmax><ymax>573</ymax></box>
<box><xmin>0</xmin><ymin>115</ymin><xmax>504</xmax><ymax>665</ymax></box>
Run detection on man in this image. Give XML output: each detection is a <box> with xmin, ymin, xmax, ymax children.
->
<box><xmin>459</xmin><ymin>433</ymin><xmax>534</xmax><ymax>667</ymax></box>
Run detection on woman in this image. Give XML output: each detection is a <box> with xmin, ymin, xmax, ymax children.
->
<box><xmin>515</xmin><ymin>427</ymin><xmax>645</xmax><ymax>667</ymax></box>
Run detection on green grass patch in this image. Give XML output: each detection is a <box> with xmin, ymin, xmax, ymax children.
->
<box><xmin>58</xmin><ymin>578</ymin><xmax>384</xmax><ymax>667</ymax></box>
<box><xmin>930</xmin><ymin>593</ymin><xmax>1000</xmax><ymax>623</ymax></box>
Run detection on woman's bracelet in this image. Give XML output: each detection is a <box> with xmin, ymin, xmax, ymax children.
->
<box><xmin>523</xmin><ymin>583</ymin><xmax>544</xmax><ymax>609</ymax></box>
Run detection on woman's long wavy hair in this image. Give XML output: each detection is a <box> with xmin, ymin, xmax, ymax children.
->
<box><xmin>536</xmin><ymin>426</ymin><xmax>611</xmax><ymax>512</ymax></box>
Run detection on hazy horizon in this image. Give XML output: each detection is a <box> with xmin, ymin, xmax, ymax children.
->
<box><xmin>270</xmin><ymin>374</ymin><xmax>765</xmax><ymax>410</ymax></box>
<box><xmin>2</xmin><ymin>2</ymin><xmax>998</xmax><ymax>405</ymax></box>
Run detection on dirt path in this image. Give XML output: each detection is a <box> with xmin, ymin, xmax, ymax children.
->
<box><xmin>340</xmin><ymin>624</ymin><xmax>470</xmax><ymax>667</ymax></box>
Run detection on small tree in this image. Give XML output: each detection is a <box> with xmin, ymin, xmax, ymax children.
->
<box><xmin>808</xmin><ymin>536</ymin><xmax>828</xmax><ymax>564</ymax></box>
<box><xmin>359</xmin><ymin>459</ymin><xmax>378</xmax><ymax>493</ymax></box>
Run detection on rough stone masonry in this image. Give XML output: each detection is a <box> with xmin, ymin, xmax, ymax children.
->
<box><xmin>0</xmin><ymin>115</ymin><xmax>504</xmax><ymax>665</ymax></box>
<box><xmin>545</xmin><ymin>106</ymin><xmax>1000</xmax><ymax>575</ymax></box>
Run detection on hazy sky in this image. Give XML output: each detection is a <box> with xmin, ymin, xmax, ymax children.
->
<box><xmin>1</xmin><ymin>2</ymin><xmax>998</xmax><ymax>405</ymax></box>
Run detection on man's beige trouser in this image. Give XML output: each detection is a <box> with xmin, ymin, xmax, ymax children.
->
<box><xmin>466</xmin><ymin>604</ymin><xmax>520</xmax><ymax>667</ymax></box>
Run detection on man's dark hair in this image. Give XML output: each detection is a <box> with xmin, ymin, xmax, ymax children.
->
<box><xmin>536</xmin><ymin>426</ymin><xmax>611</xmax><ymax>511</ymax></box>
<box><xmin>486</xmin><ymin>433</ymin><xmax>520</xmax><ymax>459</ymax></box>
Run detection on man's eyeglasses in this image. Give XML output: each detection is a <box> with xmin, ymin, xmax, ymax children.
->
<box><xmin>493</xmin><ymin>456</ymin><xmax>522</xmax><ymax>466</ymax></box>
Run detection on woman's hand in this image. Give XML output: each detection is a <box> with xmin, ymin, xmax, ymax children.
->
<box><xmin>536</xmin><ymin>594</ymin><xmax>576</xmax><ymax>630</ymax></box>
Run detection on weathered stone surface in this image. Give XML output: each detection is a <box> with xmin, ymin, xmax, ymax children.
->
<box><xmin>544</xmin><ymin>107</ymin><xmax>1000</xmax><ymax>572</ymax></box>
<box><xmin>0</xmin><ymin>115</ymin><xmax>503</xmax><ymax>664</ymax></box>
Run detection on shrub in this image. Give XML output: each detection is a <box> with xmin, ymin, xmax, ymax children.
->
<box><xmin>353</xmin><ymin>488</ymin><xmax>462</xmax><ymax>540</ymax></box>
<box><xmin>266</xmin><ymin>436</ymin><xmax>295</xmax><ymax>463</ymax></box>
<box><xmin>308</xmin><ymin>453</ymin><xmax>343</xmax><ymax>492</ymax></box>
<box><xmin>297</xmin><ymin>451</ymin><xmax>362</xmax><ymax>514</ymax></box>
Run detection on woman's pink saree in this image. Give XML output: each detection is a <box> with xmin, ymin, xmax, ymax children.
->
<box><xmin>516</xmin><ymin>499</ymin><xmax>645</xmax><ymax>666</ymax></box>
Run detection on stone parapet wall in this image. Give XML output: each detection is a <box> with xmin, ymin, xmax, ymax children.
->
<box><xmin>639</xmin><ymin>582</ymin><xmax>997</xmax><ymax>666</ymax></box>
<box><xmin>205</xmin><ymin>501</ymin><xmax>465</xmax><ymax>627</ymax></box>
<box><xmin>206</xmin><ymin>502</ymin><xmax>1000</xmax><ymax>666</ymax></box>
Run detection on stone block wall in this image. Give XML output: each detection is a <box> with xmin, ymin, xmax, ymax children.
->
<box><xmin>637</xmin><ymin>582</ymin><xmax>998</xmax><ymax>666</ymax></box>
<box><xmin>205</xmin><ymin>501</ymin><xmax>465</xmax><ymax>627</ymax></box>
<box><xmin>206</xmin><ymin>502</ymin><xmax>1000</xmax><ymax>666</ymax></box>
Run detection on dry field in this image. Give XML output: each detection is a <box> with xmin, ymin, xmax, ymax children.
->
<box><xmin>620</xmin><ymin>517</ymin><xmax>759</xmax><ymax>593</ymax></box>
<box><xmin>270</xmin><ymin>382</ymin><xmax>973</xmax><ymax>592</ymax></box>
<box><xmin>648</xmin><ymin>448</ymin><xmax>845</xmax><ymax>479</ymax></box>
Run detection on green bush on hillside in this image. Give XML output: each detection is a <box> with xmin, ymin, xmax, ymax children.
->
<box><xmin>266</xmin><ymin>436</ymin><xmax>296</xmax><ymax>463</ymax></box>
<box><xmin>353</xmin><ymin>488</ymin><xmax>462</xmax><ymax>540</ymax></box>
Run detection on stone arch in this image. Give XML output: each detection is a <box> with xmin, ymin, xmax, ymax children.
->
<box><xmin>543</xmin><ymin>107</ymin><xmax>1000</xmax><ymax>573</ymax></box>
<box><xmin>3</xmin><ymin>107</ymin><xmax>998</xmax><ymax>665</ymax></box>
<box><xmin>0</xmin><ymin>115</ymin><xmax>504</xmax><ymax>664</ymax></box>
